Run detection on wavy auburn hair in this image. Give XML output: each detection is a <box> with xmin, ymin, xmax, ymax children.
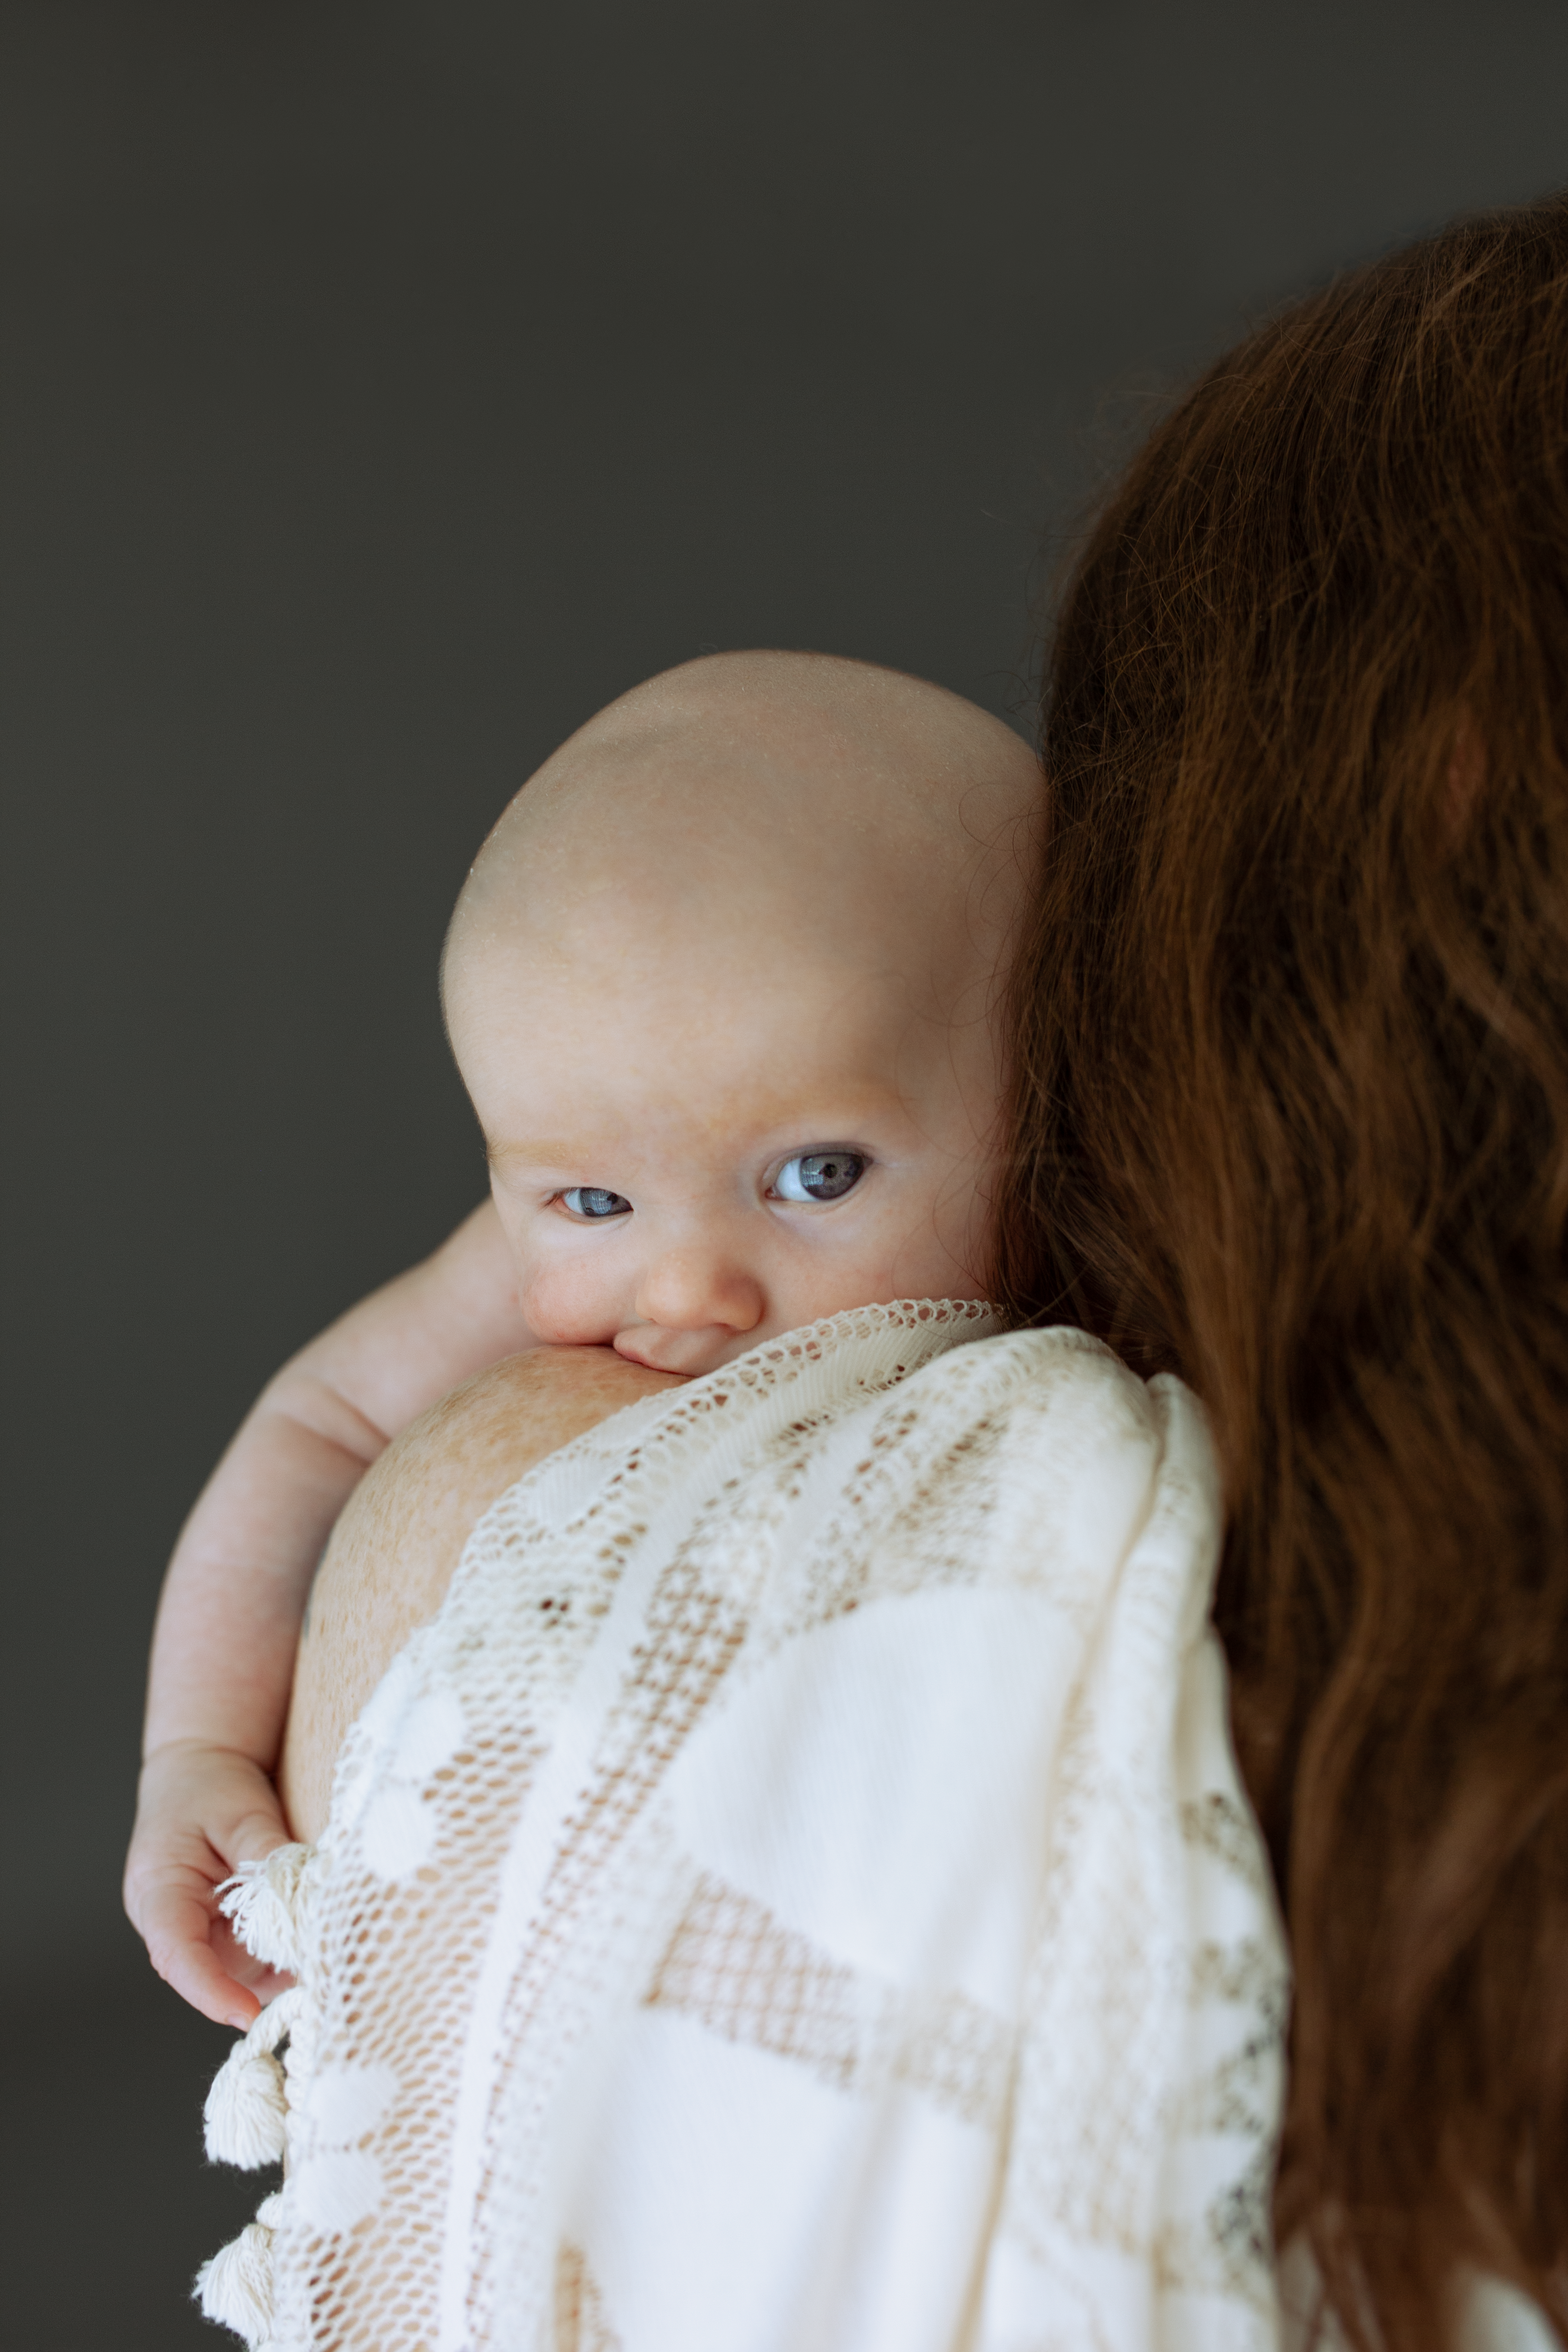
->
<box><xmin>995</xmin><ymin>195</ymin><xmax>1568</xmax><ymax>2346</ymax></box>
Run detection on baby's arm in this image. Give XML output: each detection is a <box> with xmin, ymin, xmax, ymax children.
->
<box><xmin>124</xmin><ymin>1199</ymin><xmax>530</xmax><ymax>2027</ymax></box>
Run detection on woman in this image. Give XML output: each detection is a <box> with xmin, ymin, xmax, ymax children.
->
<box><xmin>137</xmin><ymin>194</ymin><xmax>1567</xmax><ymax>2349</ymax></box>
<box><xmin>995</xmin><ymin>192</ymin><xmax>1568</xmax><ymax>2346</ymax></box>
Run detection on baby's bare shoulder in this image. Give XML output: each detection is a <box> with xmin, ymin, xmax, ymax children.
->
<box><xmin>280</xmin><ymin>1347</ymin><xmax>676</xmax><ymax>1839</ymax></box>
<box><xmin>348</xmin><ymin>1344</ymin><xmax>672</xmax><ymax>1559</ymax></box>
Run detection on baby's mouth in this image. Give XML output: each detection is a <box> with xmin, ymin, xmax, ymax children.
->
<box><xmin>611</xmin><ymin>1323</ymin><xmax>748</xmax><ymax>1376</ymax></box>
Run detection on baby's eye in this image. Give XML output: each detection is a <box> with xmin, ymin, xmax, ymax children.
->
<box><xmin>770</xmin><ymin>1150</ymin><xmax>867</xmax><ymax>1204</ymax></box>
<box><xmin>559</xmin><ymin>1187</ymin><xmax>632</xmax><ymax>1220</ymax></box>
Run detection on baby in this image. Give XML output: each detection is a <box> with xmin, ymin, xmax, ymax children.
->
<box><xmin>125</xmin><ymin>649</ymin><xmax>1042</xmax><ymax>2026</ymax></box>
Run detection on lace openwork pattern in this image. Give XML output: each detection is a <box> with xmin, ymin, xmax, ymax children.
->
<box><xmin>206</xmin><ymin>1300</ymin><xmax>1289</xmax><ymax>2352</ymax></box>
<box><xmin>644</xmin><ymin>1868</ymin><xmax>1017</xmax><ymax>2127</ymax></box>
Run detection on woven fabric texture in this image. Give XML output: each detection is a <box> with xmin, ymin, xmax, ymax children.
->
<box><xmin>209</xmin><ymin>1302</ymin><xmax>1290</xmax><ymax>2352</ymax></box>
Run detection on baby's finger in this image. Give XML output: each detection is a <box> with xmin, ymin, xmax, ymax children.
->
<box><xmin>214</xmin><ymin>1790</ymin><xmax>293</xmax><ymax>1875</ymax></box>
<box><xmin>139</xmin><ymin>1876</ymin><xmax>263</xmax><ymax>2030</ymax></box>
<box><xmin>210</xmin><ymin>1908</ymin><xmax>296</xmax><ymax>2004</ymax></box>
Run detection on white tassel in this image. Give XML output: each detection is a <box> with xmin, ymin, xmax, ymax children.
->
<box><xmin>217</xmin><ymin>1843</ymin><xmax>310</xmax><ymax>1973</ymax></box>
<box><xmin>204</xmin><ymin>1987</ymin><xmax>301</xmax><ymax>2168</ymax></box>
<box><xmin>205</xmin><ymin>2045</ymin><xmax>287</xmax><ymax>2168</ymax></box>
<box><xmin>195</xmin><ymin>2218</ymin><xmax>275</xmax><ymax>2346</ymax></box>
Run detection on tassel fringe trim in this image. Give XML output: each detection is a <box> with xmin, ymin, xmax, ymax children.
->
<box><xmin>195</xmin><ymin>2190</ymin><xmax>284</xmax><ymax>2348</ymax></box>
<box><xmin>216</xmin><ymin>1843</ymin><xmax>311</xmax><ymax>1974</ymax></box>
<box><xmin>204</xmin><ymin>1987</ymin><xmax>302</xmax><ymax>2168</ymax></box>
<box><xmin>200</xmin><ymin>1847</ymin><xmax>313</xmax><ymax>2340</ymax></box>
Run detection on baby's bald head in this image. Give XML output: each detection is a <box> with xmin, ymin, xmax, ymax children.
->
<box><xmin>445</xmin><ymin>650</ymin><xmax>1037</xmax><ymax>1019</ymax></box>
<box><xmin>444</xmin><ymin>651</ymin><xmax>1042</xmax><ymax>1374</ymax></box>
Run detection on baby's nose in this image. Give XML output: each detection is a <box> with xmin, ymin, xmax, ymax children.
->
<box><xmin>633</xmin><ymin>1249</ymin><xmax>764</xmax><ymax>1336</ymax></box>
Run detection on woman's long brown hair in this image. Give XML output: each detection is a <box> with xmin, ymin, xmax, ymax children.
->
<box><xmin>995</xmin><ymin>194</ymin><xmax>1568</xmax><ymax>2347</ymax></box>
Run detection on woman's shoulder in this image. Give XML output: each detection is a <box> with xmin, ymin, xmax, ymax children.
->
<box><xmin>935</xmin><ymin>1317</ymin><xmax>1207</xmax><ymax>1468</ymax></box>
<box><xmin>954</xmin><ymin>1315</ymin><xmax>1177</xmax><ymax>1401</ymax></box>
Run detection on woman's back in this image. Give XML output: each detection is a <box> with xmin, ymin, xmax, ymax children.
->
<box><xmin>999</xmin><ymin>193</ymin><xmax>1568</xmax><ymax>2349</ymax></box>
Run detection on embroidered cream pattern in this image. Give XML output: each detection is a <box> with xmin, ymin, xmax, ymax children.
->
<box><xmin>196</xmin><ymin>1303</ymin><xmax>1289</xmax><ymax>2352</ymax></box>
<box><xmin>645</xmin><ymin>1868</ymin><xmax>1015</xmax><ymax>2130</ymax></box>
<box><xmin>553</xmin><ymin>2242</ymin><xmax>622</xmax><ymax>2352</ymax></box>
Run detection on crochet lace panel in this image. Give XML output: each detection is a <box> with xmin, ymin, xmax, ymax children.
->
<box><xmin>207</xmin><ymin>1300</ymin><xmax>1289</xmax><ymax>2352</ymax></box>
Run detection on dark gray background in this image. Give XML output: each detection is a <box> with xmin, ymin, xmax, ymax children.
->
<box><xmin>4</xmin><ymin>2</ymin><xmax>1565</xmax><ymax>2341</ymax></box>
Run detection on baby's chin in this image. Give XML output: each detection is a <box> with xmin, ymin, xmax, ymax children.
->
<box><xmin>612</xmin><ymin>1324</ymin><xmax>764</xmax><ymax>1376</ymax></box>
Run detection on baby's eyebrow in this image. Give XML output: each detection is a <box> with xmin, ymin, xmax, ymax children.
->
<box><xmin>487</xmin><ymin>1140</ymin><xmax>601</xmax><ymax>1169</ymax></box>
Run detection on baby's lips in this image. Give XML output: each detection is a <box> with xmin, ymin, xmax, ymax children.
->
<box><xmin>611</xmin><ymin>1323</ymin><xmax>730</xmax><ymax>1375</ymax></box>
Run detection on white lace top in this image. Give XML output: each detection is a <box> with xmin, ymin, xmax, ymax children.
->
<box><xmin>201</xmin><ymin>1304</ymin><xmax>1293</xmax><ymax>2351</ymax></box>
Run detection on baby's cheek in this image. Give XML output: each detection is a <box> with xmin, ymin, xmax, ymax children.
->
<box><xmin>519</xmin><ymin>1259</ymin><xmax>625</xmax><ymax>1349</ymax></box>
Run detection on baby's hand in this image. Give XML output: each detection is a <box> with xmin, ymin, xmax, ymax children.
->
<box><xmin>123</xmin><ymin>1741</ymin><xmax>297</xmax><ymax>2027</ymax></box>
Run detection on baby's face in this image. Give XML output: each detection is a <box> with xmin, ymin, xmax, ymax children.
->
<box><xmin>443</xmin><ymin>652</ymin><xmax>1039</xmax><ymax>1377</ymax></box>
<box><xmin>451</xmin><ymin>910</ymin><xmax>1001</xmax><ymax>1376</ymax></box>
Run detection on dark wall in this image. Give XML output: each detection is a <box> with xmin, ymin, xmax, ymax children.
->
<box><xmin>7</xmin><ymin>5</ymin><xmax>1567</xmax><ymax>2341</ymax></box>
<box><xmin>9</xmin><ymin>0</ymin><xmax>1568</xmax><ymax>1985</ymax></box>
<box><xmin>7</xmin><ymin>0</ymin><xmax>1568</xmax><ymax>2012</ymax></box>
